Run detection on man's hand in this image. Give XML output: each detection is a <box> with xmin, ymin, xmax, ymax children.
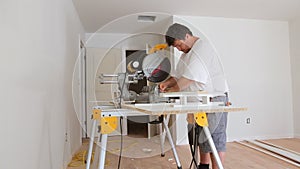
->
<box><xmin>159</xmin><ymin>76</ymin><xmax>194</xmax><ymax>92</ymax></box>
<box><xmin>159</xmin><ymin>77</ymin><xmax>177</xmax><ymax>92</ymax></box>
<box><xmin>159</xmin><ymin>82</ymin><xmax>169</xmax><ymax>92</ymax></box>
<box><xmin>160</xmin><ymin>84</ymin><xmax>180</xmax><ymax>92</ymax></box>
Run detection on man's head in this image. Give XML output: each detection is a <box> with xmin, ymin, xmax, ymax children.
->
<box><xmin>165</xmin><ymin>23</ymin><xmax>195</xmax><ymax>53</ymax></box>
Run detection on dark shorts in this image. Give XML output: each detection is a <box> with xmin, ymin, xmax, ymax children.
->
<box><xmin>198</xmin><ymin>96</ymin><xmax>228</xmax><ymax>153</ymax></box>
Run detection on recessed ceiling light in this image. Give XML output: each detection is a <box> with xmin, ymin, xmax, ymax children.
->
<box><xmin>137</xmin><ymin>15</ymin><xmax>156</xmax><ymax>22</ymax></box>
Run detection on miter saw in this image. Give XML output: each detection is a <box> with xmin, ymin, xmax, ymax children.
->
<box><xmin>99</xmin><ymin>44</ymin><xmax>171</xmax><ymax>107</ymax></box>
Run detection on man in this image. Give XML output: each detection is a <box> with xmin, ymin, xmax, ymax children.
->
<box><xmin>160</xmin><ymin>23</ymin><xmax>229</xmax><ymax>169</ymax></box>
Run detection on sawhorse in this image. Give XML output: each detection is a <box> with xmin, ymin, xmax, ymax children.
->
<box><xmin>85</xmin><ymin>107</ymin><xmax>182</xmax><ymax>169</ymax></box>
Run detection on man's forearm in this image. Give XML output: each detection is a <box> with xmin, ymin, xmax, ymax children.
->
<box><xmin>165</xmin><ymin>76</ymin><xmax>177</xmax><ymax>86</ymax></box>
<box><xmin>176</xmin><ymin>77</ymin><xmax>194</xmax><ymax>91</ymax></box>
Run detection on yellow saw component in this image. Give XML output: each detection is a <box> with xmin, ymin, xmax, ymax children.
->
<box><xmin>148</xmin><ymin>43</ymin><xmax>168</xmax><ymax>54</ymax></box>
<box><xmin>101</xmin><ymin>116</ymin><xmax>118</xmax><ymax>134</ymax></box>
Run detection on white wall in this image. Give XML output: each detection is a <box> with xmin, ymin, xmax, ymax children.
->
<box><xmin>289</xmin><ymin>18</ymin><xmax>300</xmax><ymax>138</ymax></box>
<box><xmin>173</xmin><ymin>16</ymin><xmax>293</xmax><ymax>143</ymax></box>
<box><xmin>0</xmin><ymin>0</ymin><xmax>84</xmax><ymax>169</ymax></box>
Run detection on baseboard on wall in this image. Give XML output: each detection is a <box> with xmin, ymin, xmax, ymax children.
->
<box><xmin>294</xmin><ymin>134</ymin><xmax>300</xmax><ymax>138</ymax></box>
<box><xmin>227</xmin><ymin>134</ymin><xmax>295</xmax><ymax>142</ymax></box>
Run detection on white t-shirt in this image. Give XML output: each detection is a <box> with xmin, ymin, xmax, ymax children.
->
<box><xmin>173</xmin><ymin>39</ymin><xmax>229</xmax><ymax>94</ymax></box>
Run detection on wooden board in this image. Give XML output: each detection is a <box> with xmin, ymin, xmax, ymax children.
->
<box><xmin>122</xmin><ymin>103</ymin><xmax>247</xmax><ymax>116</ymax></box>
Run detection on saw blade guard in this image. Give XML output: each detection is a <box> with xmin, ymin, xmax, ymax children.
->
<box><xmin>142</xmin><ymin>52</ymin><xmax>171</xmax><ymax>83</ymax></box>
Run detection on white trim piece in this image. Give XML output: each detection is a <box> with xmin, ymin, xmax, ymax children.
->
<box><xmin>160</xmin><ymin>91</ymin><xmax>225</xmax><ymax>98</ymax></box>
<box><xmin>227</xmin><ymin>135</ymin><xmax>295</xmax><ymax>143</ymax></box>
<box><xmin>256</xmin><ymin>140</ymin><xmax>300</xmax><ymax>156</ymax></box>
<box><xmin>172</xmin><ymin>102</ymin><xmax>225</xmax><ymax>108</ymax></box>
<box><xmin>294</xmin><ymin>135</ymin><xmax>300</xmax><ymax>139</ymax></box>
<box><xmin>247</xmin><ymin>140</ymin><xmax>300</xmax><ymax>163</ymax></box>
<box><xmin>236</xmin><ymin>141</ymin><xmax>300</xmax><ymax>167</ymax></box>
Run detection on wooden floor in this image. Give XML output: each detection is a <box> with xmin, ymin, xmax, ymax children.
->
<box><xmin>67</xmin><ymin>137</ymin><xmax>300</xmax><ymax>169</ymax></box>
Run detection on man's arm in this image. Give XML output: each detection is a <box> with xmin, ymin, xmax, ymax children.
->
<box><xmin>160</xmin><ymin>76</ymin><xmax>194</xmax><ymax>92</ymax></box>
<box><xmin>159</xmin><ymin>76</ymin><xmax>177</xmax><ymax>92</ymax></box>
<box><xmin>176</xmin><ymin>77</ymin><xmax>194</xmax><ymax>91</ymax></box>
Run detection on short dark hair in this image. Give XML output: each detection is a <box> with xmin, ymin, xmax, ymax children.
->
<box><xmin>165</xmin><ymin>23</ymin><xmax>193</xmax><ymax>46</ymax></box>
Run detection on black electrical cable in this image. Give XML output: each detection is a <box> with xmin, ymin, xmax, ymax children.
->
<box><xmin>101</xmin><ymin>73</ymin><xmax>128</xmax><ymax>168</ymax></box>
<box><xmin>117</xmin><ymin>116</ymin><xmax>123</xmax><ymax>169</ymax></box>
<box><xmin>189</xmin><ymin>124</ymin><xmax>200</xmax><ymax>169</ymax></box>
<box><xmin>117</xmin><ymin>73</ymin><xmax>126</xmax><ymax>168</ymax></box>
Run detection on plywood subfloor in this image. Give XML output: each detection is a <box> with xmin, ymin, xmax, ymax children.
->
<box><xmin>67</xmin><ymin>138</ymin><xmax>300</xmax><ymax>169</ymax></box>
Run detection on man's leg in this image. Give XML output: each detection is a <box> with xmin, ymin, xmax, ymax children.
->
<box><xmin>208</xmin><ymin>110</ymin><xmax>228</xmax><ymax>169</ymax></box>
<box><xmin>211</xmin><ymin>152</ymin><xmax>225</xmax><ymax>169</ymax></box>
<box><xmin>198</xmin><ymin>153</ymin><xmax>210</xmax><ymax>169</ymax></box>
<box><xmin>198</xmin><ymin>151</ymin><xmax>226</xmax><ymax>169</ymax></box>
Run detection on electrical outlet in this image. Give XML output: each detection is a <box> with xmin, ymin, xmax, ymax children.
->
<box><xmin>246</xmin><ymin>118</ymin><xmax>251</xmax><ymax>124</ymax></box>
<box><xmin>65</xmin><ymin>132</ymin><xmax>68</xmax><ymax>142</ymax></box>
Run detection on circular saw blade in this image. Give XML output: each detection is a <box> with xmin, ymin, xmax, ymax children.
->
<box><xmin>142</xmin><ymin>52</ymin><xmax>171</xmax><ymax>83</ymax></box>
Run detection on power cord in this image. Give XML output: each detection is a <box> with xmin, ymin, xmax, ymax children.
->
<box><xmin>189</xmin><ymin>124</ymin><xmax>200</xmax><ymax>169</ymax></box>
<box><xmin>67</xmin><ymin>149</ymin><xmax>95</xmax><ymax>167</ymax></box>
<box><xmin>117</xmin><ymin>73</ymin><xmax>126</xmax><ymax>168</ymax></box>
<box><xmin>117</xmin><ymin>116</ymin><xmax>123</xmax><ymax>169</ymax></box>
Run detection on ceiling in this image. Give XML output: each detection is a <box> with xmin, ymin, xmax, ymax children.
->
<box><xmin>72</xmin><ymin>0</ymin><xmax>300</xmax><ymax>33</ymax></box>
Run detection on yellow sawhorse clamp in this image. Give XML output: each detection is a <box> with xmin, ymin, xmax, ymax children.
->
<box><xmin>194</xmin><ymin>112</ymin><xmax>208</xmax><ymax>127</ymax></box>
<box><xmin>92</xmin><ymin>109</ymin><xmax>118</xmax><ymax>134</ymax></box>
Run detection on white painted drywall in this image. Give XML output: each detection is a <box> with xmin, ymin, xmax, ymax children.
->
<box><xmin>0</xmin><ymin>0</ymin><xmax>84</xmax><ymax>169</ymax></box>
<box><xmin>173</xmin><ymin>16</ymin><xmax>293</xmax><ymax>144</ymax></box>
<box><xmin>289</xmin><ymin>18</ymin><xmax>300</xmax><ymax>138</ymax></box>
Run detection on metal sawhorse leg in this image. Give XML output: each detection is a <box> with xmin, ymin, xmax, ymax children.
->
<box><xmin>86</xmin><ymin>109</ymin><xmax>117</xmax><ymax>169</ymax></box>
